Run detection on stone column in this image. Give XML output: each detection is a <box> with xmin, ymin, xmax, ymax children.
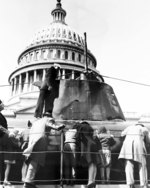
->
<box><xmin>71</xmin><ymin>70</ymin><xmax>75</xmax><ymax>79</ymax></box>
<box><xmin>61</xmin><ymin>50</ymin><xmax>65</xmax><ymax>60</ymax></box>
<box><xmin>26</xmin><ymin>54</ymin><xmax>30</xmax><ymax>63</ymax></box>
<box><xmin>68</xmin><ymin>51</ymin><xmax>72</xmax><ymax>61</ymax></box>
<box><xmin>33</xmin><ymin>70</ymin><xmax>37</xmax><ymax>91</ymax></box>
<box><xmin>29</xmin><ymin>53</ymin><xmax>32</xmax><ymax>62</ymax></box>
<box><xmin>34</xmin><ymin>70</ymin><xmax>37</xmax><ymax>82</ymax></box>
<box><xmin>81</xmin><ymin>55</ymin><xmax>84</xmax><ymax>64</ymax></box>
<box><xmin>11</xmin><ymin>79</ymin><xmax>14</xmax><ymax>96</ymax></box>
<box><xmin>23</xmin><ymin>56</ymin><xmax>26</xmax><ymax>64</ymax></box>
<box><xmin>40</xmin><ymin>49</ymin><xmax>43</xmax><ymax>60</ymax></box>
<box><xmin>58</xmin><ymin>69</ymin><xmax>61</xmax><ymax>80</ymax></box>
<box><xmin>47</xmin><ymin>49</ymin><xmax>52</xmax><ymax>59</ymax></box>
<box><xmin>75</xmin><ymin>52</ymin><xmax>78</xmax><ymax>62</ymax></box>
<box><xmin>24</xmin><ymin>72</ymin><xmax>29</xmax><ymax>92</ymax></box>
<box><xmin>62</xmin><ymin>69</ymin><xmax>65</xmax><ymax>79</ymax></box>
<box><xmin>14</xmin><ymin>77</ymin><xmax>17</xmax><ymax>95</ymax></box>
<box><xmin>18</xmin><ymin>74</ymin><xmax>22</xmax><ymax>94</ymax></box>
<box><xmin>53</xmin><ymin>49</ymin><xmax>57</xmax><ymax>59</ymax></box>
<box><xmin>33</xmin><ymin>51</ymin><xmax>37</xmax><ymax>61</ymax></box>
<box><xmin>42</xmin><ymin>69</ymin><xmax>46</xmax><ymax>81</ymax></box>
<box><xmin>29</xmin><ymin>72</ymin><xmax>33</xmax><ymax>91</ymax></box>
<box><xmin>80</xmin><ymin>72</ymin><xmax>85</xmax><ymax>80</ymax></box>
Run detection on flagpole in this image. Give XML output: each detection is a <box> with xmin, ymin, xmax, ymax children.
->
<box><xmin>84</xmin><ymin>32</ymin><xmax>88</xmax><ymax>73</ymax></box>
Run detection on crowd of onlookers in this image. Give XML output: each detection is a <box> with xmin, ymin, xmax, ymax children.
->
<box><xmin>0</xmin><ymin>98</ymin><xmax>149</xmax><ymax>188</ymax></box>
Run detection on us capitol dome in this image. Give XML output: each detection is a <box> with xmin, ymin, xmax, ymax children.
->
<box><xmin>5</xmin><ymin>0</ymin><xmax>103</xmax><ymax>125</ymax></box>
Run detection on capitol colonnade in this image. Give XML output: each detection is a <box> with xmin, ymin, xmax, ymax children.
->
<box><xmin>9</xmin><ymin>44</ymin><xmax>102</xmax><ymax>98</ymax></box>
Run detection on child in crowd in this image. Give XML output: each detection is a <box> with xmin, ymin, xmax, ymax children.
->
<box><xmin>96</xmin><ymin>126</ymin><xmax>115</xmax><ymax>184</ymax></box>
<box><xmin>63</xmin><ymin>123</ymin><xmax>80</xmax><ymax>185</ymax></box>
<box><xmin>19</xmin><ymin>121</ymin><xmax>32</xmax><ymax>182</ymax></box>
<box><xmin>3</xmin><ymin>129</ymin><xmax>19</xmax><ymax>185</ymax></box>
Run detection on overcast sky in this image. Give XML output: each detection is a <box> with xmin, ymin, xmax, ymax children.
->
<box><xmin>0</xmin><ymin>0</ymin><xmax>150</xmax><ymax>114</ymax></box>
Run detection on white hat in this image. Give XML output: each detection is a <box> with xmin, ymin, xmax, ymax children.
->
<box><xmin>54</xmin><ymin>63</ymin><xmax>61</xmax><ymax>69</ymax></box>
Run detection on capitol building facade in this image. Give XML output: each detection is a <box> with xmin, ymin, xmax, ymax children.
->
<box><xmin>3</xmin><ymin>0</ymin><xmax>149</xmax><ymax>128</ymax></box>
<box><xmin>4</xmin><ymin>0</ymin><xmax>104</xmax><ymax>128</ymax></box>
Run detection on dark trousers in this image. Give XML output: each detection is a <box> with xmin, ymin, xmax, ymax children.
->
<box><xmin>63</xmin><ymin>143</ymin><xmax>76</xmax><ymax>182</ymax></box>
<box><xmin>34</xmin><ymin>89</ymin><xmax>47</xmax><ymax>118</ymax></box>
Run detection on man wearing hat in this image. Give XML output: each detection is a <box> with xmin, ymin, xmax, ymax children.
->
<box><xmin>118</xmin><ymin>123</ymin><xmax>150</xmax><ymax>188</ymax></box>
<box><xmin>23</xmin><ymin>112</ymin><xmax>65</xmax><ymax>188</ymax></box>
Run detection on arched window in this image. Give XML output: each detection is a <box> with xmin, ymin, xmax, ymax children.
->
<box><xmin>65</xmin><ymin>51</ymin><xmax>68</xmax><ymax>59</ymax></box>
<box><xmin>57</xmin><ymin>50</ymin><xmax>61</xmax><ymax>59</ymax></box>
<box><xmin>36</xmin><ymin>51</ymin><xmax>40</xmax><ymax>61</ymax></box>
<box><xmin>43</xmin><ymin>50</ymin><xmax>48</xmax><ymax>60</ymax></box>
<box><xmin>48</xmin><ymin>49</ymin><xmax>53</xmax><ymax>59</ymax></box>
<box><xmin>72</xmin><ymin>52</ymin><xmax>75</xmax><ymax>61</ymax></box>
<box><xmin>78</xmin><ymin>54</ymin><xmax>81</xmax><ymax>62</ymax></box>
<box><xmin>73</xmin><ymin>33</ymin><xmax>77</xmax><ymax>41</ymax></box>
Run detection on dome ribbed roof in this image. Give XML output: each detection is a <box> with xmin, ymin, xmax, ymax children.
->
<box><xmin>27</xmin><ymin>0</ymin><xmax>85</xmax><ymax>48</ymax></box>
<box><xmin>28</xmin><ymin>23</ymin><xmax>85</xmax><ymax>48</ymax></box>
